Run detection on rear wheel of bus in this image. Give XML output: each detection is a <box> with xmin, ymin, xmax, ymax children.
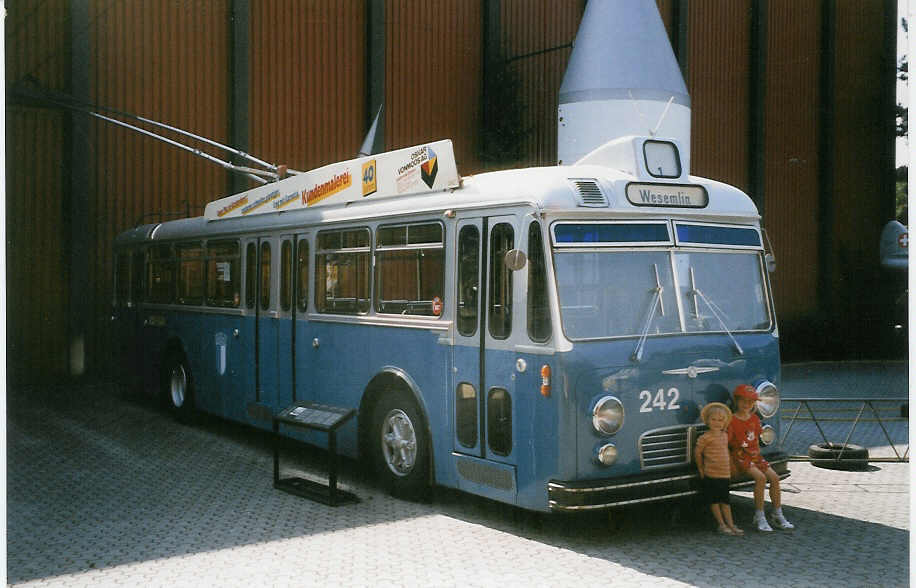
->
<box><xmin>370</xmin><ymin>389</ymin><xmax>430</xmax><ymax>499</ymax></box>
<box><xmin>161</xmin><ymin>351</ymin><xmax>195</xmax><ymax>423</ymax></box>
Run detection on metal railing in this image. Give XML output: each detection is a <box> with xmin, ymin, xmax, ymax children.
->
<box><xmin>779</xmin><ymin>397</ymin><xmax>909</xmax><ymax>463</ymax></box>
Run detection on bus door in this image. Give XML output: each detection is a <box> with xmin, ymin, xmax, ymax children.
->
<box><xmin>276</xmin><ymin>235</ymin><xmax>296</xmax><ymax>410</ymax></box>
<box><xmin>291</xmin><ymin>233</ymin><xmax>315</xmax><ymax>405</ymax></box>
<box><xmin>452</xmin><ymin>215</ymin><xmax>518</xmax><ymax>495</ymax></box>
<box><xmin>244</xmin><ymin>236</ymin><xmax>279</xmax><ymax>422</ymax></box>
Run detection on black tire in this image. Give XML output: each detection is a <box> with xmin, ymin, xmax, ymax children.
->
<box><xmin>808</xmin><ymin>443</ymin><xmax>869</xmax><ymax>471</ymax></box>
<box><xmin>161</xmin><ymin>352</ymin><xmax>195</xmax><ymax>423</ymax></box>
<box><xmin>369</xmin><ymin>389</ymin><xmax>430</xmax><ymax>499</ymax></box>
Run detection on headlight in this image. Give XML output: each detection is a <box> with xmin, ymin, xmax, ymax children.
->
<box><xmin>592</xmin><ymin>396</ymin><xmax>624</xmax><ymax>435</ymax></box>
<box><xmin>595</xmin><ymin>443</ymin><xmax>618</xmax><ymax>465</ymax></box>
<box><xmin>760</xmin><ymin>425</ymin><xmax>776</xmax><ymax>446</ymax></box>
<box><xmin>755</xmin><ymin>381</ymin><xmax>780</xmax><ymax>419</ymax></box>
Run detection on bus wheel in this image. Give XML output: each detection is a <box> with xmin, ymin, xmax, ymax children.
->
<box><xmin>371</xmin><ymin>390</ymin><xmax>430</xmax><ymax>499</ymax></box>
<box><xmin>161</xmin><ymin>353</ymin><xmax>195</xmax><ymax>423</ymax></box>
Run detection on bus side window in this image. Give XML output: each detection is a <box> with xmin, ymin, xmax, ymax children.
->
<box><xmin>177</xmin><ymin>242</ymin><xmax>205</xmax><ymax>305</ymax></box>
<box><xmin>527</xmin><ymin>221</ymin><xmax>551</xmax><ymax>342</ymax></box>
<box><xmin>488</xmin><ymin>387</ymin><xmax>512</xmax><ymax>456</ymax></box>
<box><xmin>457</xmin><ymin>225</ymin><xmax>480</xmax><ymax>336</ymax></box>
<box><xmin>147</xmin><ymin>244</ymin><xmax>175</xmax><ymax>303</ymax></box>
<box><xmin>456</xmin><ymin>382</ymin><xmax>477</xmax><ymax>448</ymax></box>
<box><xmin>489</xmin><ymin>223</ymin><xmax>514</xmax><ymax>339</ymax></box>
<box><xmin>260</xmin><ymin>242</ymin><xmax>271</xmax><ymax>311</ymax></box>
<box><xmin>297</xmin><ymin>239</ymin><xmax>309</xmax><ymax>312</ymax></box>
<box><xmin>245</xmin><ymin>243</ymin><xmax>256</xmax><ymax>309</ymax></box>
<box><xmin>315</xmin><ymin>228</ymin><xmax>371</xmax><ymax>314</ymax></box>
<box><xmin>131</xmin><ymin>251</ymin><xmax>144</xmax><ymax>305</ymax></box>
<box><xmin>115</xmin><ymin>252</ymin><xmax>130</xmax><ymax>306</ymax></box>
<box><xmin>206</xmin><ymin>240</ymin><xmax>240</xmax><ymax>307</ymax></box>
<box><xmin>375</xmin><ymin>222</ymin><xmax>444</xmax><ymax>316</ymax></box>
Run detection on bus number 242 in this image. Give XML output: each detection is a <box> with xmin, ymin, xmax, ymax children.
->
<box><xmin>639</xmin><ymin>388</ymin><xmax>681</xmax><ymax>412</ymax></box>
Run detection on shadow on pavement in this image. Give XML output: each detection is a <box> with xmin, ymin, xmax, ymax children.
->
<box><xmin>6</xmin><ymin>381</ymin><xmax>909</xmax><ymax>586</ymax></box>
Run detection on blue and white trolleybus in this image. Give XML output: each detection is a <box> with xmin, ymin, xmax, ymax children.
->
<box><xmin>112</xmin><ymin>136</ymin><xmax>788</xmax><ymax>512</ymax></box>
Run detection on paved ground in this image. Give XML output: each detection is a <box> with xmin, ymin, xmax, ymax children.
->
<box><xmin>6</xmin><ymin>361</ymin><xmax>910</xmax><ymax>587</ymax></box>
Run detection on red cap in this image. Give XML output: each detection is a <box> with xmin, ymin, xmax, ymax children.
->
<box><xmin>733</xmin><ymin>384</ymin><xmax>758</xmax><ymax>400</ymax></box>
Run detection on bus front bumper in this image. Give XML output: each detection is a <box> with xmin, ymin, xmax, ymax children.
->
<box><xmin>547</xmin><ymin>454</ymin><xmax>790</xmax><ymax>512</ymax></box>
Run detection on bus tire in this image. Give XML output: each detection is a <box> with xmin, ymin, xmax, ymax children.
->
<box><xmin>161</xmin><ymin>352</ymin><xmax>195</xmax><ymax>423</ymax></box>
<box><xmin>370</xmin><ymin>390</ymin><xmax>430</xmax><ymax>499</ymax></box>
<box><xmin>808</xmin><ymin>443</ymin><xmax>869</xmax><ymax>470</ymax></box>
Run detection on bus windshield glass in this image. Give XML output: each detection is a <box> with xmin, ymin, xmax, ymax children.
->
<box><xmin>554</xmin><ymin>249</ymin><xmax>770</xmax><ymax>340</ymax></box>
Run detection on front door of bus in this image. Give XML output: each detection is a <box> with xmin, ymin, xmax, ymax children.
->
<box><xmin>452</xmin><ymin>216</ymin><xmax>517</xmax><ymax>476</ymax></box>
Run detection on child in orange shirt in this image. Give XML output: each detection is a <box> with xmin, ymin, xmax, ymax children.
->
<box><xmin>695</xmin><ymin>402</ymin><xmax>743</xmax><ymax>535</ymax></box>
<box><xmin>728</xmin><ymin>384</ymin><xmax>794</xmax><ymax>532</ymax></box>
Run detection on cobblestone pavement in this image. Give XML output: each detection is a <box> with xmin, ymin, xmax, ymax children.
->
<box><xmin>6</xmin><ymin>362</ymin><xmax>910</xmax><ymax>587</ymax></box>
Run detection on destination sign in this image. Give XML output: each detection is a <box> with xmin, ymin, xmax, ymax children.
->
<box><xmin>625</xmin><ymin>183</ymin><xmax>708</xmax><ymax>208</ymax></box>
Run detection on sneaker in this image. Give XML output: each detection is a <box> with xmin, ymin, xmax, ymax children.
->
<box><xmin>754</xmin><ymin>514</ymin><xmax>773</xmax><ymax>532</ymax></box>
<box><xmin>771</xmin><ymin>511</ymin><xmax>794</xmax><ymax>530</ymax></box>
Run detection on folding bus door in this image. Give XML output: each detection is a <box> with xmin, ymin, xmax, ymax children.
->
<box><xmin>276</xmin><ymin>235</ymin><xmax>295</xmax><ymax>410</ymax></box>
<box><xmin>242</xmin><ymin>236</ymin><xmax>279</xmax><ymax>423</ymax></box>
<box><xmin>451</xmin><ymin>215</ymin><xmax>518</xmax><ymax>502</ymax></box>
<box><xmin>291</xmin><ymin>232</ymin><xmax>316</xmax><ymax>406</ymax></box>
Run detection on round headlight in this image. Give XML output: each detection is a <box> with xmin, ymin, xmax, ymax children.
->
<box><xmin>759</xmin><ymin>425</ymin><xmax>776</xmax><ymax>446</ymax></box>
<box><xmin>755</xmin><ymin>381</ymin><xmax>780</xmax><ymax>419</ymax></box>
<box><xmin>592</xmin><ymin>396</ymin><xmax>624</xmax><ymax>435</ymax></box>
<box><xmin>595</xmin><ymin>443</ymin><xmax>618</xmax><ymax>465</ymax></box>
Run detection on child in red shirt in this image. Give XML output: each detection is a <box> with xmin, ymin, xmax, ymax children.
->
<box><xmin>728</xmin><ymin>384</ymin><xmax>794</xmax><ymax>531</ymax></box>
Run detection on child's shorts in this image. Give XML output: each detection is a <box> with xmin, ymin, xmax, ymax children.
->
<box><xmin>700</xmin><ymin>477</ymin><xmax>731</xmax><ymax>505</ymax></box>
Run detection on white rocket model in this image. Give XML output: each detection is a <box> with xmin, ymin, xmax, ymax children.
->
<box><xmin>558</xmin><ymin>1</ymin><xmax>690</xmax><ymax>168</ymax></box>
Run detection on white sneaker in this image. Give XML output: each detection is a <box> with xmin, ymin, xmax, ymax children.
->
<box><xmin>772</xmin><ymin>511</ymin><xmax>794</xmax><ymax>530</ymax></box>
<box><xmin>754</xmin><ymin>514</ymin><xmax>773</xmax><ymax>532</ymax></box>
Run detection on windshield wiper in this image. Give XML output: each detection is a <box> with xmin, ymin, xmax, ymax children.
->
<box><xmin>688</xmin><ymin>267</ymin><xmax>744</xmax><ymax>355</ymax></box>
<box><xmin>631</xmin><ymin>264</ymin><xmax>665</xmax><ymax>362</ymax></box>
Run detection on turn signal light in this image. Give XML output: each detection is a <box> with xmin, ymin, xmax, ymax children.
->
<box><xmin>540</xmin><ymin>364</ymin><xmax>551</xmax><ymax>397</ymax></box>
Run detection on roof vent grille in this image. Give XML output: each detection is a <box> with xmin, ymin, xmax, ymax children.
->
<box><xmin>570</xmin><ymin>179</ymin><xmax>608</xmax><ymax>207</ymax></box>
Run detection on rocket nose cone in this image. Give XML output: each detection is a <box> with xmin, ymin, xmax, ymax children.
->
<box><xmin>559</xmin><ymin>1</ymin><xmax>688</xmax><ymax>103</ymax></box>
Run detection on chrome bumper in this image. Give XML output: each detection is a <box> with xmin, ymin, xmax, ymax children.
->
<box><xmin>548</xmin><ymin>454</ymin><xmax>790</xmax><ymax>512</ymax></box>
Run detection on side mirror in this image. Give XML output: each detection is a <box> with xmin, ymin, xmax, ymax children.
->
<box><xmin>765</xmin><ymin>253</ymin><xmax>776</xmax><ymax>273</ymax></box>
<box><xmin>504</xmin><ymin>249</ymin><xmax>527</xmax><ymax>271</ymax></box>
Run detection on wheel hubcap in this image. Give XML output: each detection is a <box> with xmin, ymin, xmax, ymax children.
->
<box><xmin>169</xmin><ymin>364</ymin><xmax>187</xmax><ymax>408</ymax></box>
<box><xmin>381</xmin><ymin>409</ymin><xmax>417</xmax><ymax>476</ymax></box>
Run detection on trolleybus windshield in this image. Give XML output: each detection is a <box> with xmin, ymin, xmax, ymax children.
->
<box><xmin>554</xmin><ymin>235</ymin><xmax>771</xmax><ymax>341</ymax></box>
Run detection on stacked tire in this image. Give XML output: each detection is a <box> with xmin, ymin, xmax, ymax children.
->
<box><xmin>807</xmin><ymin>442</ymin><xmax>869</xmax><ymax>471</ymax></box>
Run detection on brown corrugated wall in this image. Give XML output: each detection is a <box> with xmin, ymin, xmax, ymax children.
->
<box><xmin>385</xmin><ymin>0</ymin><xmax>482</xmax><ymax>171</ymax></box>
<box><xmin>762</xmin><ymin>2</ymin><xmax>822</xmax><ymax>322</ymax></box>
<box><xmin>6</xmin><ymin>108</ymin><xmax>69</xmax><ymax>380</ymax></box>
<box><xmin>5</xmin><ymin>1</ymin><xmax>70</xmax><ymax>380</ymax></box>
<box><xmin>498</xmin><ymin>0</ymin><xmax>582</xmax><ymax>168</ymax></box>
<box><xmin>828</xmin><ymin>1</ymin><xmax>897</xmax><ymax>356</ymax></box>
<box><xmin>88</xmin><ymin>1</ymin><xmax>230</xmax><ymax>377</ymax></box>
<box><xmin>686</xmin><ymin>1</ymin><xmax>752</xmax><ymax>192</ymax></box>
<box><xmin>249</xmin><ymin>1</ymin><xmax>366</xmax><ymax>172</ymax></box>
<box><xmin>3</xmin><ymin>1</ymin><xmax>900</xmax><ymax>379</ymax></box>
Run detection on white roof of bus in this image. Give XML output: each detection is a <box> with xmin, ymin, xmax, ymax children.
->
<box><xmin>117</xmin><ymin>138</ymin><xmax>760</xmax><ymax>245</ymax></box>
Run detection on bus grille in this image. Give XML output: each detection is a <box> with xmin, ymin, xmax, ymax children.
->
<box><xmin>639</xmin><ymin>424</ymin><xmax>708</xmax><ymax>469</ymax></box>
